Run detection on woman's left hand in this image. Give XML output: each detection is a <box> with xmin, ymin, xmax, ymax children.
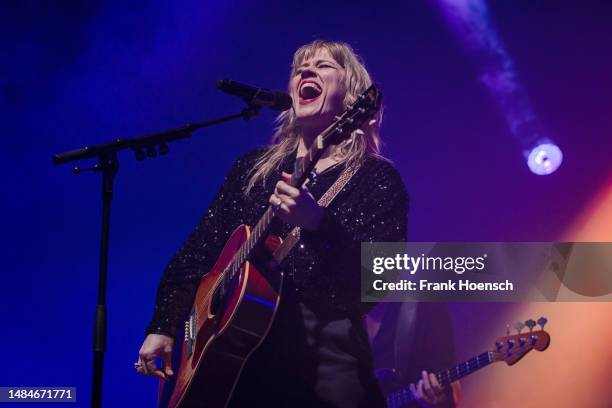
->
<box><xmin>269</xmin><ymin>172</ymin><xmax>323</xmax><ymax>231</ymax></box>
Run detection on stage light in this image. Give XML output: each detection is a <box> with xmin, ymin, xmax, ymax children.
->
<box><xmin>526</xmin><ymin>143</ymin><xmax>563</xmax><ymax>175</ymax></box>
<box><xmin>433</xmin><ymin>0</ymin><xmax>563</xmax><ymax>177</ymax></box>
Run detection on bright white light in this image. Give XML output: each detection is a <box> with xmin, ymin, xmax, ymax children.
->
<box><xmin>527</xmin><ymin>143</ymin><xmax>563</xmax><ymax>175</ymax></box>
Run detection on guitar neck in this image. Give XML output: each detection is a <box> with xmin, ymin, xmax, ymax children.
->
<box><xmin>387</xmin><ymin>351</ymin><xmax>493</xmax><ymax>407</ymax></box>
<box><xmin>436</xmin><ymin>351</ymin><xmax>493</xmax><ymax>385</ymax></box>
<box><xmin>225</xmin><ymin>132</ymin><xmax>331</xmax><ymax>278</ymax></box>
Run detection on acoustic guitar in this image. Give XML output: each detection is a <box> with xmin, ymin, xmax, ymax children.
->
<box><xmin>161</xmin><ymin>85</ymin><xmax>382</xmax><ymax>407</ymax></box>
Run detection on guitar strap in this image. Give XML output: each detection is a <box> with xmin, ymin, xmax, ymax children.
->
<box><xmin>272</xmin><ymin>162</ymin><xmax>361</xmax><ymax>264</ymax></box>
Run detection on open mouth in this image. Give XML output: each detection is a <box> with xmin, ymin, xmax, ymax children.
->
<box><xmin>298</xmin><ymin>80</ymin><xmax>322</xmax><ymax>104</ymax></box>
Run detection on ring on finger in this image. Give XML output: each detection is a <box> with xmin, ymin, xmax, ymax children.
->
<box><xmin>135</xmin><ymin>359</ymin><xmax>147</xmax><ymax>375</ymax></box>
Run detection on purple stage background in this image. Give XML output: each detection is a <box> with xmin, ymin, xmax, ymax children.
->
<box><xmin>2</xmin><ymin>1</ymin><xmax>611</xmax><ymax>406</ymax></box>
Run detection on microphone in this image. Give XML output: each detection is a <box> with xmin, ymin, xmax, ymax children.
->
<box><xmin>215</xmin><ymin>79</ymin><xmax>292</xmax><ymax>112</ymax></box>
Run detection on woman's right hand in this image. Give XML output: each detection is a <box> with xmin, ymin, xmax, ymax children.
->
<box><xmin>136</xmin><ymin>334</ymin><xmax>175</xmax><ymax>381</ymax></box>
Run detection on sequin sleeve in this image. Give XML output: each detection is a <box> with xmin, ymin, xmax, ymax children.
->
<box><xmin>144</xmin><ymin>149</ymin><xmax>263</xmax><ymax>337</ymax></box>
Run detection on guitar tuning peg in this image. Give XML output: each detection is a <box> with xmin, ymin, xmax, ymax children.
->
<box><xmin>514</xmin><ymin>321</ymin><xmax>525</xmax><ymax>334</ymax></box>
<box><xmin>537</xmin><ymin>317</ymin><xmax>548</xmax><ymax>330</ymax></box>
<box><xmin>525</xmin><ymin>319</ymin><xmax>536</xmax><ymax>332</ymax></box>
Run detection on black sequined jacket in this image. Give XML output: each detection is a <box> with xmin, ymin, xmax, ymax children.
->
<box><xmin>146</xmin><ymin>147</ymin><xmax>408</xmax><ymax>338</ymax></box>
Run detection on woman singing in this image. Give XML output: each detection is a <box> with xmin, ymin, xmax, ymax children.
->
<box><xmin>137</xmin><ymin>40</ymin><xmax>439</xmax><ymax>407</ymax></box>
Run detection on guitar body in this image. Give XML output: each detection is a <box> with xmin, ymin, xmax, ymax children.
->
<box><xmin>162</xmin><ymin>224</ymin><xmax>283</xmax><ymax>408</ymax></box>
<box><xmin>375</xmin><ymin>368</ymin><xmax>416</xmax><ymax>408</ymax></box>
<box><xmin>374</xmin><ymin>368</ymin><xmax>403</xmax><ymax>396</ymax></box>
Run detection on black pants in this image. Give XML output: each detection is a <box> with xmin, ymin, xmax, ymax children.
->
<box><xmin>228</xmin><ymin>298</ymin><xmax>385</xmax><ymax>408</ymax></box>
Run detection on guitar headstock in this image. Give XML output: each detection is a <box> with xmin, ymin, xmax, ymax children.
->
<box><xmin>322</xmin><ymin>84</ymin><xmax>382</xmax><ymax>146</ymax></box>
<box><xmin>290</xmin><ymin>84</ymin><xmax>382</xmax><ymax>185</ymax></box>
<box><xmin>490</xmin><ymin>317</ymin><xmax>551</xmax><ymax>366</ymax></box>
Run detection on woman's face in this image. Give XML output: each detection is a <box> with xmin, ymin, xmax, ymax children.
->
<box><xmin>290</xmin><ymin>47</ymin><xmax>347</xmax><ymax>131</ymax></box>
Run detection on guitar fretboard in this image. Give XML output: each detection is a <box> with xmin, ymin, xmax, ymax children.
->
<box><xmin>213</xmin><ymin>132</ymin><xmax>333</xmax><ymax>302</ymax></box>
<box><xmin>386</xmin><ymin>351</ymin><xmax>493</xmax><ymax>408</ymax></box>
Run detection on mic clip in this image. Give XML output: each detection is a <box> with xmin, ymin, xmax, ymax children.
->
<box><xmin>240</xmin><ymin>103</ymin><xmax>262</xmax><ymax>120</ymax></box>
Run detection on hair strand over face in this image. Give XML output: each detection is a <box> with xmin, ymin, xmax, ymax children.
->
<box><xmin>244</xmin><ymin>40</ymin><xmax>386</xmax><ymax>195</ymax></box>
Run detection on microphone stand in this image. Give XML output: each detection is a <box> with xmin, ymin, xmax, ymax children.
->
<box><xmin>53</xmin><ymin>103</ymin><xmax>261</xmax><ymax>408</ymax></box>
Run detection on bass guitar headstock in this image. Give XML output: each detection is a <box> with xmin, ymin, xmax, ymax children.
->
<box><xmin>490</xmin><ymin>317</ymin><xmax>551</xmax><ymax>366</ymax></box>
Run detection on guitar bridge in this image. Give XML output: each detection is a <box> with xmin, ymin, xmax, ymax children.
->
<box><xmin>184</xmin><ymin>311</ymin><xmax>196</xmax><ymax>358</ymax></box>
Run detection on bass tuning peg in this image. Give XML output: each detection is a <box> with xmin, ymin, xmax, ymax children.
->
<box><xmin>514</xmin><ymin>321</ymin><xmax>525</xmax><ymax>334</ymax></box>
<box><xmin>537</xmin><ymin>317</ymin><xmax>548</xmax><ymax>330</ymax></box>
<box><xmin>525</xmin><ymin>319</ymin><xmax>536</xmax><ymax>332</ymax></box>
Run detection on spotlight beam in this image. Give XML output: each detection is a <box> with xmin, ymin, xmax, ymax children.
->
<box><xmin>431</xmin><ymin>0</ymin><xmax>563</xmax><ymax>175</ymax></box>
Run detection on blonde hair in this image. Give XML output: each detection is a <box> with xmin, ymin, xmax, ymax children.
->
<box><xmin>245</xmin><ymin>39</ymin><xmax>385</xmax><ymax>194</ymax></box>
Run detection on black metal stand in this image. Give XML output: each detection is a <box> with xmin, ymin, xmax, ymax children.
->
<box><xmin>91</xmin><ymin>153</ymin><xmax>117</xmax><ymax>408</ymax></box>
<box><xmin>53</xmin><ymin>104</ymin><xmax>261</xmax><ymax>408</ymax></box>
